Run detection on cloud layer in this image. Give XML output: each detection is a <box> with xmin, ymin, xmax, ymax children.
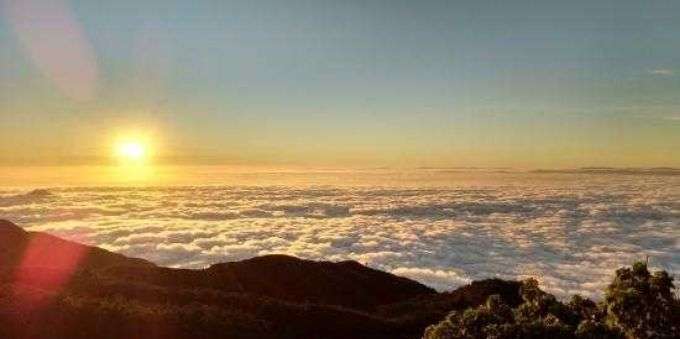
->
<box><xmin>2</xmin><ymin>174</ymin><xmax>678</xmax><ymax>299</ymax></box>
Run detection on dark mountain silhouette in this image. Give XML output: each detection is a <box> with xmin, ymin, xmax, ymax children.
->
<box><xmin>0</xmin><ymin>220</ymin><xmax>521</xmax><ymax>338</ymax></box>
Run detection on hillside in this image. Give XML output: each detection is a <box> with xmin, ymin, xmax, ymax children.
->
<box><xmin>0</xmin><ymin>220</ymin><xmax>520</xmax><ymax>339</ymax></box>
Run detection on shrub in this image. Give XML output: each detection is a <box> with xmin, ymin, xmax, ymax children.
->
<box><xmin>423</xmin><ymin>262</ymin><xmax>677</xmax><ymax>339</ymax></box>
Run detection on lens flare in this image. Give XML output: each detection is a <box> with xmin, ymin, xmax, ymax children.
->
<box><xmin>3</xmin><ymin>0</ymin><xmax>98</xmax><ymax>101</ymax></box>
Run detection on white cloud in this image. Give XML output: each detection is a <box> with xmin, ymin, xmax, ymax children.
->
<box><xmin>3</xmin><ymin>175</ymin><xmax>679</xmax><ymax>299</ymax></box>
<box><xmin>391</xmin><ymin>267</ymin><xmax>471</xmax><ymax>291</ymax></box>
<box><xmin>649</xmin><ymin>69</ymin><xmax>674</xmax><ymax>76</ymax></box>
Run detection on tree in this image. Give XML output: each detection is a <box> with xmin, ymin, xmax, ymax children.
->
<box><xmin>604</xmin><ymin>262</ymin><xmax>679</xmax><ymax>338</ymax></box>
<box><xmin>423</xmin><ymin>262</ymin><xmax>678</xmax><ymax>339</ymax></box>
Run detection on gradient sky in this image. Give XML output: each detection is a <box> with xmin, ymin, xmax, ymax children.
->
<box><xmin>1</xmin><ymin>0</ymin><xmax>679</xmax><ymax>168</ymax></box>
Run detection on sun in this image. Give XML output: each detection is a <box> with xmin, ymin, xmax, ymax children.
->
<box><xmin>116</xmin><ymin>140</ymin><xmax>147</xmax><ymax>162</ymax></box>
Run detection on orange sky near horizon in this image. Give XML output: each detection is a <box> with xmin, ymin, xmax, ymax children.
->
<box><xmin>2</xmin><ymin>0</ymin><xmax>679</xmax><ymax>170</ymax></box>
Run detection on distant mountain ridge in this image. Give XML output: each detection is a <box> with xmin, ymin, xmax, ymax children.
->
<box><xmin>0</xmin><ymin>220</ymin><xmax>521</xmax><ymax>338</ymax></box>
<box><xmin>531</xmin><ymin>167</ymin><xmax>680</xmax><ymax>175</ymax></box>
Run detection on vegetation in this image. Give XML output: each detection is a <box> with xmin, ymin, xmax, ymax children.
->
<box><xmin>423</xmin><ymin>262</ymin><xmax>679</xmax><ymax>339</ymax></box>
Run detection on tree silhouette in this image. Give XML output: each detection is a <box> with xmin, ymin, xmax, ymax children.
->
<box><xmin>423</xmin><ymin>262</ymin><xmax>678</xmax><ymax>339</ymax></box>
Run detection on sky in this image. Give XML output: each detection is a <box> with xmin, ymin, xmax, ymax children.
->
<box><xmin>1</xmin><ymin>0</ymin><xmax>680</xmax><ymax>169</ymax></box>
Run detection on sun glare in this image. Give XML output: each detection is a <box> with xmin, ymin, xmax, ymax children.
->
<box><xmin>116</xmin><ymin>140</ymin><xmax>147</xmax><ymax>162</ymax></box>
<box><xmin>112</xmin><ymin>134</ymin><xmax>156</xmax><ymax>182</ymax></box>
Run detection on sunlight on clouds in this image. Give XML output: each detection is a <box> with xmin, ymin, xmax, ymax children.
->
<box><xmin>110</xmin><ymin>164</ymin><xmax>155</xmax><ymax>183</ymax></box>
<box><xmin>2</xmin><ymin>172</ymin><xmax>678</xmax><ymax>299</ymax></box>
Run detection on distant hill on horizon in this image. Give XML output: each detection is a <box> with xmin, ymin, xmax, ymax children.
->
<box><xmin>531</xmin><ymin>167</ymin><xmax>680</xmax><ymax>175</ymax></box>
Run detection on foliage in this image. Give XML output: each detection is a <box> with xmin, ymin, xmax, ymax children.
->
<box><xmin>423</xmin><ymin>262</ymin><xmax>679</xmax><ymax>339</ymax></box>
<box><xmin>604</xmin><ymin>262</ymin><xmax>679</xmax><ymax>338</ymax></box>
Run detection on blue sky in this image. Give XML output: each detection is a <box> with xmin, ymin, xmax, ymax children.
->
<box><xmin>1</xmin><ymin>0</ymin><xmax>679</xmax><ymax>168</ymax></box>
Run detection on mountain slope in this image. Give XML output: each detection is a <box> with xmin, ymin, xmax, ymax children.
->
<box><xmin>0</xmin><ymin>220</ymin><xmax>521</xmax><ymax>339</ymax></box>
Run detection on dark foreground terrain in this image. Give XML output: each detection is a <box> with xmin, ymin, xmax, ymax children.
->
<box><xmin>0</xmin><ymin>220</ymin><xmax>520</xmax><ymax>339</ymax></box>
<box><xmin>1</xmin><ymin>219</ymin><xmax>677</xmax><ymax>339</ymax></box>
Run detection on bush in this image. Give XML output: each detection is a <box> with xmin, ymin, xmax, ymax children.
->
<box><xmin>423</xmin><ymin>262</ymin><xmax>678</xmax><ymax>339</ymax></box>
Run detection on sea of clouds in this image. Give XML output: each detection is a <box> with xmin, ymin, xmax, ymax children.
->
<box><xmin>1</xmin><ymin>172</ymin><xmax>678</xmax><ymax>299</ymax></box>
